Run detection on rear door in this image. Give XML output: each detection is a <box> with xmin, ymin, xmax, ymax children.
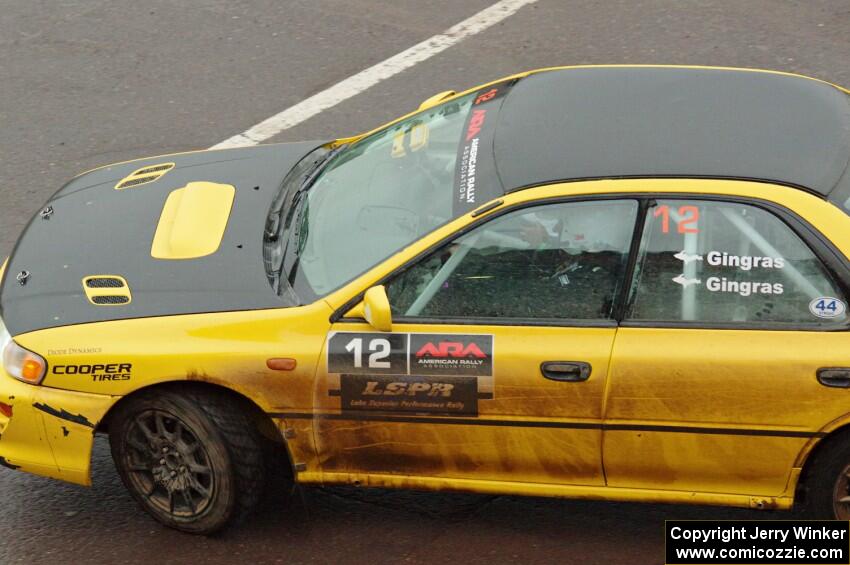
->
<box><xmin>314</xmin><ymin>198</ymin><xmax>639</xmax><ymax>486</ymax></box>
<box><xmin>604</xmin><ymin>197</ymin><xmax>850</xmax><ymax>497</ymax></box>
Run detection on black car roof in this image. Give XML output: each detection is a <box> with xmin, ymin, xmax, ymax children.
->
<box><xmin>494</xmin><ymin>67</ymin><xmax>850</xmax><ymax>197</ymax></box>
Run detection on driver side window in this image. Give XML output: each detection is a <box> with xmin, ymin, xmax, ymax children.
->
<box><xmin>386</xmin><ymin>200</ymin><xmax>638</xmax><ymax>321</ymax></box>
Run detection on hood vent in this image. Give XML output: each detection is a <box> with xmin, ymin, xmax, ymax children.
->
<box><xmin>83</xmin><ymin>275</ymin><xmax>132</xmax><ymax>306</ymax></box>
<box><xmin>115</xmin><ymin>162</ymin><xmax>175</xmax><ymax>190</ymax></box>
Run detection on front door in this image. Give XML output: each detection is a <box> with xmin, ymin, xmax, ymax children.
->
<box><xmin>314</xmin><ymin>198</ymin><xmax>639</xmax><ymax>486</ymax></box>
<box><xmin>604</xmin><ymin>197</ymin><xmax>850</xmax><ymax>496</ymax></box>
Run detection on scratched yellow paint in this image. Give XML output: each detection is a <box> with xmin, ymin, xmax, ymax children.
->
<box><xmin>0</xmin><ymin>175</ymin><xmax>846</xmax><ymax>512</ymax></box>
<box><xmin>1</xmin><ymin>67</ymin><xmax>849</xmax><ymax>514</ymax></box>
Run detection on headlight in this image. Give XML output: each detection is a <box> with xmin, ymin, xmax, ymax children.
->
<box><xmin>0</xmin><ymin>315</ymin><xmax>47</xmax><ymax>385</ymax></box>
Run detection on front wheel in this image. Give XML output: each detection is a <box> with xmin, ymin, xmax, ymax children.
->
<box><xmin>109</xmin><ymin>386</ymin><xmax>266</xmax><ymax>534</ymax></box>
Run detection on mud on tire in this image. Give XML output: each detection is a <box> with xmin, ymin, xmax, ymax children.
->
<box><xmin>109</xmin><ymin>385</ymin><xmax>266</xmax><ymax>534</ymax></box>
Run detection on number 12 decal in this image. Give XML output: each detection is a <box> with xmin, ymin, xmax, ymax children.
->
<box><xmin>328</xmin><ymin>332</ymin><xmax>408</xmax><ymax>375</ymax></box>
<box><xmin>654</xmin><ymin>205</ymin><xmax>700</xmax><ymax>234</ymax></box>
<box><xmin>345</xmin><ymin>337</ymin><xmax>392</xmax><ymax>369</ymax></box>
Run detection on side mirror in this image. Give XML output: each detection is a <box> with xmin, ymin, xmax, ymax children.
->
<box><xmin>346</xmin><ymin>285</ymin><xmax>393</xmax><ymax>332</ymax></box>
<box><xmin>418</xmin><ymin>90</ymin><xmax>456</xmax><ymax>111</ymax></box>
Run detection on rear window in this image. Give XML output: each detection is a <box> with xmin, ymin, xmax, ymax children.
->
<box><xmin>627</xmin><ymin>199</ymin><xmax>847</xmax><ymax>326</ymax></box>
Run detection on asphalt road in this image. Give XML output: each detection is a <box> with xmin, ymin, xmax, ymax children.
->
<box><xmin>1</xmin><ymin>1</ymin><xmax>849</xmax><ymax>563</ymax></box>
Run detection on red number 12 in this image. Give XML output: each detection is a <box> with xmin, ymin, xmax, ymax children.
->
<box><xmin>654</xmin><ymin>205</ymin><xmax>700</xmax><ymax>234</ymax></box>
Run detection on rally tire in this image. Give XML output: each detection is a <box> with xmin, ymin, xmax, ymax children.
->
<box><xmin>799</xmin><ymin>436</ymin><xmax>850</xmax><ymax>519</ymax></box>
<box><xmin>109</xmin><ymin>386</ymin><xmax>266</xmax><ymax>534</ymax></box>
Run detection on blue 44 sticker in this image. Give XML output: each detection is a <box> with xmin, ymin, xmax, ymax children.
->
<box><xmin>809</xmin><ymin>297</ymin><xmax>846</xmax><ymax>319</ymax></box>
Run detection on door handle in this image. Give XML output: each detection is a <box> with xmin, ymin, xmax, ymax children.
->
<box><xmin>817</xmin><ymin>368</ymin><xmax>850</xmax><ymax>388</ymax></box>
<box><xmin>541</xmin><ymin>361</ymin><xmax>591</xmax><ymax>382</ymax></box>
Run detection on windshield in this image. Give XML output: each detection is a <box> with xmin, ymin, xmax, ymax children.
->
<box><xmin>284</xmin><ymin>90</ymin><xmax>496</xmax><ymax>299</ymax></box>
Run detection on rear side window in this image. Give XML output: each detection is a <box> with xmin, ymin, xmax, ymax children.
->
<box><xmin>627</xmin><ymin>199</ymin><xmax>847</xmax><ymax>325</ymax></box>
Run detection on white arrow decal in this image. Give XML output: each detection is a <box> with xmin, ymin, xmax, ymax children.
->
<box><xmin>674</xmin><ymin>251</ymin><xmax>703</xmax><ymax>263</ymax></box>
<box><xmin>672</xmin><ymin>274</ymin><xmax>702</xmax><ymax>288</ymax></box>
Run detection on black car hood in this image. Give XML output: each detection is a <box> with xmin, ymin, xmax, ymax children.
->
<box><xmin>0</xmin><ymin>141</ymin><xmax>327</xmax><ymax>336</ymax></box>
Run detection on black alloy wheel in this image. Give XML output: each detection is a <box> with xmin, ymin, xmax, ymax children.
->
<box><xmin>109</xmin><ymin>387</ymin><xmax>266</xmax><ymax>534</ymax></box>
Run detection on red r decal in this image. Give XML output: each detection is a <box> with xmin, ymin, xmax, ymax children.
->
<box><xmin>474</xmin><ymin>88</ymin><xmax>498</xmax><ymax>105</ymax></box>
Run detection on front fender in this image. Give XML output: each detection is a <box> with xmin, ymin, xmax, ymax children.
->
<box><xmin>0</xmin><ymin>369</ymin><xmax>116</xmax><ymax>485</ymax></box>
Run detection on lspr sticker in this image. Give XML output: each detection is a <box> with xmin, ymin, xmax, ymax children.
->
<box><xmin>339</xmin><ymin>374</ymin><xmax>479</xmax><ymax>415</ymax></box>
<box><xmin>809</xmin><ymin>297</ymin><xmax>846</xmax><ymax>319</ymax></box>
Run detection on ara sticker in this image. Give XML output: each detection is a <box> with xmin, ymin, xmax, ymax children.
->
<box><xmin>409</xmin><ymin>334</ymin><xmax>493</xmax><ymax>377</ymax></box>
<box><xmin>452</xmin><ymin>81</ymin><xmax>514</xmax><ymax>216</ymax></box>
<box><xmin>809</xmin><ymin>297</ymin><xmax>846</xmax><ymax>319</ymax></box>
<box><xmin>327</xmin><ymin>332</ymin><xmax>494</xmax><ymax>377</ymax></box>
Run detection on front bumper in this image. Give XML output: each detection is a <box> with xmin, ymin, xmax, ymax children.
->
<box><xmin>0</xmin><ymin>369</ymin><xmax>116</xmax><ymax>486</ymax></box>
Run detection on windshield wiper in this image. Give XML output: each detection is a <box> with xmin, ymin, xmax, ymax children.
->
<box><xmin>296</xmin><ymin>144</ymin><xmax>348</xmax><ymax>194</ymax></box>
<box><xmin>280</xmin><ymin>194</ymin><xmax>311</xmax><ymax>288</ymax></box>
<box><xmin>265</xmin><ymin>144</ymin><xmax>346</xmax><ymax>294</ymax></box>
<box><xmin>279</xmin><ymin>143</ymin><xmax>345</xmax><ymax>247</ymax></box>
<box><xmin>265</xmin><ymin>144</ymin><xmax>345</xmax><ymax>242</ymax></box>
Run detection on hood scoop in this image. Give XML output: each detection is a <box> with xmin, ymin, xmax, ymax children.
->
<box><xmin>151</xmin><ymin>181</ymin><xmax>235</xmax><ymax>260</ymax></box>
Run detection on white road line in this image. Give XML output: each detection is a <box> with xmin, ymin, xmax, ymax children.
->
<box><xmin>210</xmin><ymin>0</ymin><xmax>538</xmax><ymax>149</ymax></box>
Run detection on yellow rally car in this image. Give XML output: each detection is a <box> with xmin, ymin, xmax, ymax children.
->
<box><xmin>3</xmin><ymin>65</ymin><xmax>850</xmax><ymax>534</ymax></box>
